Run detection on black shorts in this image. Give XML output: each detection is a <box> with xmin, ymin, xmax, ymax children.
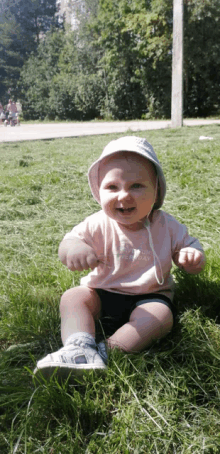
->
<box><xmin>95</xmin><ymin>289</ymin><xmax>175</xmax><ymax>339</ymax></box>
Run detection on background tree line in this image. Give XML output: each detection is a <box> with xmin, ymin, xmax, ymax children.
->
<box><xmin>0</xmin><ymin>0</ymin><xmax>57</xmax><ymax>104</ymax></box>
<box><xmin>1</xmin><ymin>0</ymin><xmax>220</xmax><ymax>120</ymax></box>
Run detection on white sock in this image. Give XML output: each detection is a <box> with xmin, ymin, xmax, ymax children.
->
<box><xmin>64</xmin><ymin>332</ymin><xmax>95</xmax><ymax>347</ymax></box>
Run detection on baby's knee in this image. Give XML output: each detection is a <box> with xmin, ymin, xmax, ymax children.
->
<box><xmin>60</xmin><ymin>286</ymin><xmax>101</xmax><ymax>317</ymax></box>
<box><xmin>130</xmin><ymin>302</ymin><xmax>173</xmax><ymax>339</ymax></box>
<box><xmin>60</xmin><ymin>286</ymin><xmax>82</xmax><ymax>311</ymax></box>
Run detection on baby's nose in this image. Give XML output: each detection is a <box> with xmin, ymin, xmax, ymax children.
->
<box><xmin>118</xmin><ymin>189</ymin><xmax>131</xmax><ymax>201</ymax></box>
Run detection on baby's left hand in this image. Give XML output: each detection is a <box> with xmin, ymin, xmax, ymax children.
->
<box><xmin>175</xmin><ymin>247</ymin><xmax>205</xmax><ymax>274</ymax></box>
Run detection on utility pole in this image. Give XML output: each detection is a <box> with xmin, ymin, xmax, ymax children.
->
<box><xmin>171</xmin><ymin>0</ymin><xmax>184</xmax><ymax>128</ymax></box>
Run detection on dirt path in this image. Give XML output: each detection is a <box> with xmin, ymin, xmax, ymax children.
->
<box><xmin>0</xmin><ymin>119</ymin><xmax>219</xmax><ymax>143</ymax></box>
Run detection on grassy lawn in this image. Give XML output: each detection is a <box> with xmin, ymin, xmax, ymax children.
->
<box><xmin>0</xmin><ymin>125</ymin><xmax>220</xmax><ymax>453</ymax></box>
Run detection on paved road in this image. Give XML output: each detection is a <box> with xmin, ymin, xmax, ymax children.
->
<box><xmin>0</xmin><ymin>119</ymin><xmax>220</xmax><ymax>143</ymax></box>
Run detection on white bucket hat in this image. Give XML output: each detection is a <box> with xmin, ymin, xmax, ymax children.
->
<box><xmin>88</xmin><ymin>136</ymin><xmax>166</xmax><ymax>209</ymax></box>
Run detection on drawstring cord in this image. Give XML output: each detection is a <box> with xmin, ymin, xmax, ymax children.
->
<box><xmin>144</xmin><ymin>218</ymin><xmax>164</xmax><ymax>285</ymax></box>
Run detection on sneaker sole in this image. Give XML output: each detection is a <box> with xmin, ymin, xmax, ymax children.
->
<box><xmin>33</xmin><ymin>362</ymin><xmax>107</xmax><ymax>383</ymax></box>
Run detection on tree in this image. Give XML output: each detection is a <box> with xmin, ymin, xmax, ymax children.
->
<box><xmin>19</xmin><ymin>0</ymin><xmax>220</xmax><ymax>120</ymax></box>
<box><xmin>93</xmin><ymin>0</ymin><xmax>173</xmax><ymax>118</ymax></box>
<box><xmin>20</xmin><ymin>29</ymin><xmax>66</xmax><ymax>119</ymax></box>
<box><xmin>94</xmin><ymin>0</ymin><xmax>220</xmax><ymax>118</ymax></box>
<box><xmin>20</xmin><ymin>27</ymin><xmax>104</xmax><ymax>120</ymax></box>
<box><xmin>184</xmin><ymin>0</ymin><xmax>220</xmax><ymax>116</ymax></box>
<box><xmin>0</xmin><ymin>0</ymin><xmax>57</xmax><ymax>103</ymax></box>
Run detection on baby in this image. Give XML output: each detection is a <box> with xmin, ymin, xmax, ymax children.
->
<box><xmin>34</xmin><ymin>136</ymin><xmax>205</xmax><ymax>380</ymax></box>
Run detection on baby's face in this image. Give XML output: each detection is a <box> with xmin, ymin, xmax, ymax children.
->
<box><xmin>99</xmin><ymin>152</ymin><xmax>157</xmax><ymax>231</ymax></box>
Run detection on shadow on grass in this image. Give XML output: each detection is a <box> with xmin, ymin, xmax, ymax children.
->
<box><xmin>173</xmin><ymin>268</ymin><xmax>220</xmax><ymax>323</ymax></box>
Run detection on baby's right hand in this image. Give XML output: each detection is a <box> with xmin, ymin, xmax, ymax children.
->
<box><xmin>66</xmin><ymin>242</ymin><xmax>99</xmax><ymax>271</ymax></box>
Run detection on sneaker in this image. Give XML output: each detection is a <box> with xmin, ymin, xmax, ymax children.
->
<box><xmin>34</xmin><ymin>332</ymin><xmax>106</xmax><ymax>381</ymax></box>
<box><xmin>97</xmin><ymin>340</ymin><xmax>108</xmax><ymax>365</ymax></box>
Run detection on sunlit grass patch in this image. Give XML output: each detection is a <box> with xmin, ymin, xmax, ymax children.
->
<box><xmin>0</xmin><ymin>126</ymin><xmax>220</xmax><ymax>453</ymax></box>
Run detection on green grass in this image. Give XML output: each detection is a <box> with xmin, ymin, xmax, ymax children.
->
<box><xmin>0</xmin><ymin>125</ymin><xmax>220</xmax><ymax>453</ymax></box>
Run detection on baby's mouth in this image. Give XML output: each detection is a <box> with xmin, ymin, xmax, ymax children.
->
<box><xmin>116</xmin><ymin>207</ymin><xmax>135</xmax><ymax>213</ymax></box>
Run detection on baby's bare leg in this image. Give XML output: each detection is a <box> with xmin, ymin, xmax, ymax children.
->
<box><xmin>107</xmin><ymin>302</ymin><xmax>173</xmax><ymax>352</ymax></box>
<box><xmin>60</xmin><ymin>286</ymin><xmax>101</xmax><ymax>344</ymax></box>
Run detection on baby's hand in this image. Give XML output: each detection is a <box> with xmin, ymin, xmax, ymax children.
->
<box><xmin>66</xmin><ymin>242</ymin><xmax>99</xmax><ymax>271</ymax></box>
<box><xmin>175</xmin><ymin>247</ymin><xmax>205</xmax><ymax>274</ymax></box>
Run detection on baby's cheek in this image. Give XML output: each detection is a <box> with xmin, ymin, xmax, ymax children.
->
<box><xmin>100</xmin><ymin>197</ymin><xmax>112</xmax><ymax>214</ymax></box>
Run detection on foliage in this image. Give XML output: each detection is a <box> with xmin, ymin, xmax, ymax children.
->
<box><xmin>95</xmin><ymin>0</ymin><xmax>173</xmax><ymax>118</ymax></box>
<box><xmin>20</xmin><ymin>28</ymin><xmax>105</xmax><ymax>120</ymax></box>
<box><xmin>0</xmin><ymin>0</ymin><xmax>58</xmax><ymax>103</ymax></box>
<box><xmin>20</xmin><ymin>30</ymin><xmax>67</xmax><ymax>120</ymax></box>
<box><xmin>18</xmin><ymin>0</ymin><xmax>220</xmax><ymax>120</ymax></box>
<box><xmin>184</xmin><ymin>0</ymin><xmax>220</xmax><ymax>116</ymax></box>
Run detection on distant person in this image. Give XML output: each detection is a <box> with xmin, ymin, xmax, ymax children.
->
<box><xmin>6</xmin><ymin>99</ymin><xmax>12</xmax><ymax>113</ymax></box>
<box><xmin>6</xmin><ymin>99</ymin><xmax>17</xmax><ymax>125</ymax></box>
<box><xmin>15</xmin><ymin>101</ymin><xmax>21</xmax><ymax>125</ymax></box>
<box><xmin>0</xmin><ymin>102</ymin><xmax>5</xmax><ymax>125</ymax></box>
<box><xmin>0</xmin><ymin>103</ymin><xmax>3</xmax><ymax>124</ymax></box>
<box><xmin>34</xmin><ymin>136</ymin><xmax>206</xmax><ymax>381</ymax></box>
<box><xmin>16</xmin><ymin>101</ymin><xmax>22</xmax><ymax>114</ymax></box>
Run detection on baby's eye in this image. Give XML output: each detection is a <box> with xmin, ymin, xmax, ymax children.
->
<box><xmin>107</xmin><ymin>184</ymin><xmax>117</xmax><ymax>190</ymax></box>
<box><xmin>131</xmin><ymin>183</ymin><xmax>143</xmax><ymax>189</ymax></box>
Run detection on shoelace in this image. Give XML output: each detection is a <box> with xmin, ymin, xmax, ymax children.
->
<box><xmin>144</xmin><ymin>218</ymin><xmax>164</xmax><ymax>286</ymax></box>
<box><xmin>66</xmin><ymin>338</ymin><xmax>95</xmax><ymax>350</ymax></box>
